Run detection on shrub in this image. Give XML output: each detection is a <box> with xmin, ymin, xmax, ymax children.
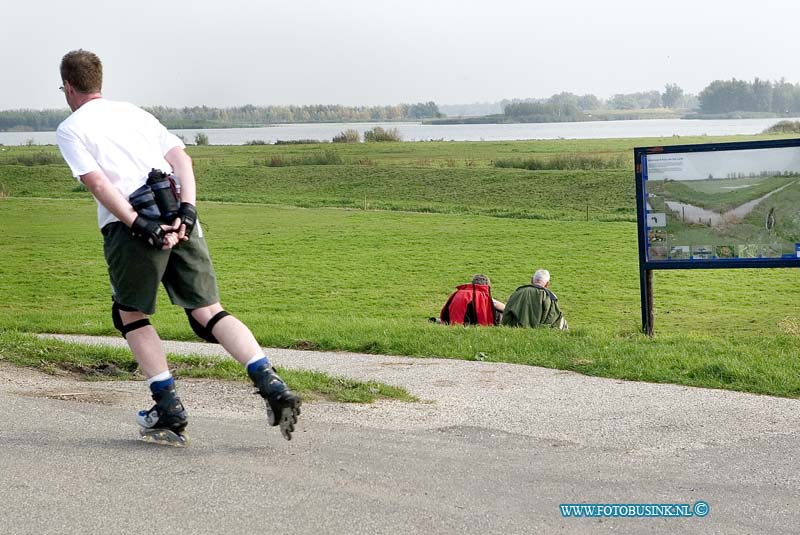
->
<box><xmin>306</xmin><ymin>150</ymin><xmax>343</xmax><ymax>165</ymax></box>
<box><xmin>245</xmin><ymin>139</ymin><xmax>268</xmax><ymax>145</ymax></box>
<box><xmin>332</xmin><ymin>129</ymin><xmax>361</xmax><ymax>143</ymax></box>
<box><xmin>195</xmin><ymin>132</ymin><xmax>209</xmax><ymax>146</ymax></box>
<box><xmin>364</xmin><ymin>127</ymin><xmax>401</xmax><ymax>142</ymax></box>
<box><xmin>0</xmin><ymin>152</ymin><xmax>63</xmax><ymax>166</ymax></box>
<box><xmin>494</xmin><ymin>154</ymin><xmax>628</xmax><ymax>171</ymax></box>
<box><xmin>274</xmin><ymin>139</ymin><xmax>324</xmax><ymax>145</ymax></box>
<box><xmin>763</xmin><ymin>120</ymin><xmax>800</xmax><ymax>134</ymax></box>
<box><xmin>256</xmin><ymin>150</ymin><xmax>343</xmax><ymax>167</ymax></box>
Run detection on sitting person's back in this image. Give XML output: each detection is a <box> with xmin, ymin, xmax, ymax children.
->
<box><xmin>501</xmin><ymin>269</ymin><xmax>567</xmax><ymax>330</ymax></box>
<box><xmin>439</xmin><ymin>274</ymin><xmax>504</xmax><ymax>326</ymax></box>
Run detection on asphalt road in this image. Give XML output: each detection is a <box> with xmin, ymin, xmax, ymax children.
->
<box><xmin>1</xmin><ymin>336</ymin><xmax>799</xmax><ymax>534</ymax></box>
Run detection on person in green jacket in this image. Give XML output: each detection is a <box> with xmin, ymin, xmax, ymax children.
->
<box><xmin>501</xmin><ymin>269</ymin><xmax>568</xmax><ymax>330</ymax></box>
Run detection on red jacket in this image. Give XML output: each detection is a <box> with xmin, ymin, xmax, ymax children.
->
<box><xmin>440</xmin><ymin>284</ymin><xmax>497</xmax><ymax>326</ymax></box>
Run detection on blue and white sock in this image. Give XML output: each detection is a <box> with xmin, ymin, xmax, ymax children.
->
<box><xmin>245</xmin><ymin>354</ymin><xmax>270</xmax><ymax>374</ymax></box>
<box><xmin>147</xmin><ymin>370</ymin><xmax>174</xmax><ymax>394</ymax></box>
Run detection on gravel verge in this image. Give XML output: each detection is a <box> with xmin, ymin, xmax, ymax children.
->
<box><xmin>1</xmin><ymin>333</ymin><xmax>793</xmax><ymax>456</ymax></box>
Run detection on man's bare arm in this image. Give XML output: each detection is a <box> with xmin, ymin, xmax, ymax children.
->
<box><xmin>80</xmin><ymin>170</ymin><xmax>139</xmax><ymax>227</ymax></box>
<box><xmin>165</xmin><ymin>147</ymin><xmax>196</xmax><ymax>206</ymax></box>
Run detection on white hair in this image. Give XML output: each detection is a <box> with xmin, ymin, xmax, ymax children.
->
<box><xmin>532</xmin><ymin>269</ymin><xmax>550</xmax><ymax>286</ymax></box>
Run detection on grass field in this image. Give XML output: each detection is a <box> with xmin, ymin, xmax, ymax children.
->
<box><xmin>1</xmin><ymin>134</ymin><xmax>789</xmax><ymax>220</ymax></box>
<box><xmin>3</xmin><ymin>135</ymin><xmax>800</xmax><ymax>398</ymax></box>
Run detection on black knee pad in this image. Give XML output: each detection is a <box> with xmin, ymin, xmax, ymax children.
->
<box><xmin>112</xmin><ymin>302</ymin><xmax>151</xmax><ymax>339</ymax></box>
<box><xmin>185</xmin><ymin>309</ymin><xmax>230</xmax><ymax>343</ymax></box>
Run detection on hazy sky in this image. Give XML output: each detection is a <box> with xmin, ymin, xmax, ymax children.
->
<box><xmin>4</xmin><ymin>0</ymin><xmax>800</xmax><ymax>109</ymax></box>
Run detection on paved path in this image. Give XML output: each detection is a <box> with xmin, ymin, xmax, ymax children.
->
<box><xmin>0</xmin><ymin>334</ymin><xmax>798</xmax><ymax>534</ymax></box>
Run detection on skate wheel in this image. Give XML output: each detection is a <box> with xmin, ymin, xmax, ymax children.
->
<box><xmin>279</xmin><ymin>408</ymin><xmax>294</xmax><ymax>440</ymax></box>
<box><xmin>263</xmin><ymin>398</ymin><xmax>301</xmax><ymax>441</ymax></box>
<box><xmin>138</xmin><ymin>428</ymin><xmax>189</xmax><ymax>448</ymax></box>
<box><xmin>278</xmin><ymin>402</ymin><xmax>302</xmax><ymax>441</ymax></box>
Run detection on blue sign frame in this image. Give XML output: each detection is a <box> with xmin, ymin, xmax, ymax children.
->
<box><xmin>634</xmin><ymin>137</ymin><xmax>800</xmax><ymax>333</ymax></box>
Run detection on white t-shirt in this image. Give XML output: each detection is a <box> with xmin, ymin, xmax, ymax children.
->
<box><xmin>56</xmin><ymin>99</ymin><xmax>185</xmax><ymax>228</ymax></box>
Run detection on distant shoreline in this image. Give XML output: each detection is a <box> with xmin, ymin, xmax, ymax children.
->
<box><xmin>1</xmin><ymin>109</ymin><xmax>791</xmax><ymax>134</ymax></box>
<box><xmin>3</xmin><ymin>116</ymin><xmax>794</xmax><ymax>146</ymax></box>
<box><xmin>425</xmin><ymin>110</ymin><xmax>786</xmax><ymax>126</ymax></box>
<box><xmin>3</xmin><ymin>113</ymin><xmax>786</xmax><ymax>133</ymax></box>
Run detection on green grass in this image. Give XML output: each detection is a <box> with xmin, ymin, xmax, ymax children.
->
<box><xmin>1</xmin><ymin>134</ymin><xmax>795</xmax><ymax>221</ymax></box>
<box><xmin>3</xmin><ymin>197</ymin><xmax>800</xmax><ymax>397</ymax></box>
<box><xmin>0</xmin><ymin>331</ymin><xmax>415</xmax><ymax>403</ymax></box>
<box><xmin>3</xmin><ymin>135</ymin><xmax>800</xmax><ymax>398</ymax></box>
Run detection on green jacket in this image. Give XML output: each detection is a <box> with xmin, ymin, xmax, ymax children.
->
<box><xmin>501</xmin><ymin>285</ymin><xmax>564</xmax><ymax>328</ymax></box>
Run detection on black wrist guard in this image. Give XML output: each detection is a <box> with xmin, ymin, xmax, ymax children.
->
<box><xmin>178</xmin><ymin>202</ymin><xmax>197</xmax><ymax>237</ymax></box>
<box><xmin>131</xmin><ymin>215</ymin><xmax>166</xmax><ymax>248</ymax></box>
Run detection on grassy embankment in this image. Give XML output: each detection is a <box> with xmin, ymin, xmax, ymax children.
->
<box><xmin>3</xmin><ymin>133</ymin><xmax>800</xmax><ymax>398</ymax></box>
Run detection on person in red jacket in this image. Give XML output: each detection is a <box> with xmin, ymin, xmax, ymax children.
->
<box><xmin>437</xmin><ymin>274</ymin><xmax>505</xmax><ymax>326</ymax></box>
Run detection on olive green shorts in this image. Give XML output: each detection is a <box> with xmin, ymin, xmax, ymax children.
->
<box><xmin>102</xmin><ymin>222</ymin><xmax>220</xmax><ymax>315</ymax></box>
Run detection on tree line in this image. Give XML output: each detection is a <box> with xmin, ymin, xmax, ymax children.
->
<box><xmin>146</xmin><ymin>101</ymin><xmax>442</xmax><ymax>127</ymax></box>
<box><xmin>697</xmin><ymin>78</ymin><xmax>800</xmax><ymax>115</ymax></box>
<box><xmin>0</xmin><ymin>102</ymin><xmax>442</xmax><ymax>131</ymax></box>
<box><xmin>0</xmin><ymin>109</ymin><xmax>69</xmax><ymax>132</ymax></box>
<box><xmin>5</xmin><ymin>78</ymin><xmax>800</xmax><ymax>131</ymax></box>
<box><xmin>501</xmin><ymin>84</ymin><xmax>692</xmax><ymax>121</ymax></box>
<box><xmin>501</xmin><ymin>78</ymin><xmax>800</xmax><ymax>120</ymax></box>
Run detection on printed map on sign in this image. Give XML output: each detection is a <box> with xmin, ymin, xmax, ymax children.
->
<box><xmin>643</xmin><ymin>146</ymin><xmax>800</xmax><ymax>262</ymax></box>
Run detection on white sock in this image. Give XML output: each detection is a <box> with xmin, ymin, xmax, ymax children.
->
<box><xmin>146</xmin><ymin>370</ymin><xmax>172</xmax><ymax>386</ymax></box>
<box><xmin>245</xmin><ymin>353</ymin><xmax>270</xmax><ymax>367</ymax></box>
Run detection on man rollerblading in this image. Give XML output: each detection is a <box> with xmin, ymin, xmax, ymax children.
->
<box><xmin>136</xmin><ymin>382</ymin><xmax>189</xmax><ymax>447</ymax></box>
<box><xmin>55</xmin><ymin>49</ymin><xmax>302</xmax><ymax>446</ymax></box>
<box><xmin>249</xmin><ymin>364</ymin><xmax>302</xmax><ymax>441</ymax></box>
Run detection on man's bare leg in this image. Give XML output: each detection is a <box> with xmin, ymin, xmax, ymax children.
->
<box><xmin>189</xmin><ymin>303</ymin><xmax>301</xmax><ymax>439</ymax></box>
<box><xmin>120</xmin><ymin>309</ymin><xmax>188</xmax><ymax>445</ymax></box>
<box><xmin>119</xmin><ymin>310</ymin><xmax>170</xmax><ymax>376</ymax></box>
<box><xmin>188</xmin><ymin>303</ymin><xmax>261</xmax><ymax>365</ymax></box>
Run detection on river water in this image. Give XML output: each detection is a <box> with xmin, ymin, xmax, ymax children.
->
<box><xmin>2</xmin><ymin>117</ymin><xmax>799</xmax><ymax>146</ymax></box>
